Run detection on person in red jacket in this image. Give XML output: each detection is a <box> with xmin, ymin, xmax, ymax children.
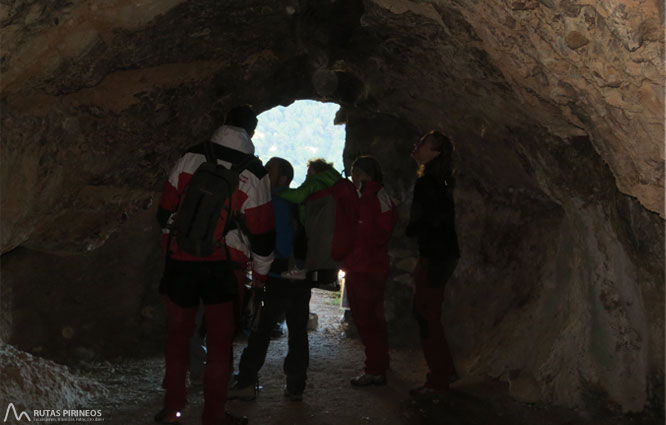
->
<box><xmin>155</xmin><ymin>105</ymin><xmax>274</xmax><ymax>425</ymax></box>
<box><xmin>344</xmin><ymin>156</ymin><xmax>397</xmax><ymax>387</ymax></box>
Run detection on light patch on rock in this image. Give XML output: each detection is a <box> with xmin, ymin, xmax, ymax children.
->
<box><xmin>369</xmin><ymin>0</ymin><xmax>444</xmax><ymax>27</ymax></box>
<box><xmin>0</xmin><ymin>340</ymin><xmax>107</xmax><ymax>412</ymax></box>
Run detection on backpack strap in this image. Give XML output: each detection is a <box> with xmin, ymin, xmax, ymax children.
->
<box><xmin>203</xmin><ymin>141</ymin><xmax>217</xmax><ymax>164</ymax></box>
<box><xmin>203</xmin><ymin>140</ymin><xmax>257</xmax><ymax>172</ymax></box>
<box><xmin>222</xmin><ymin>153</ymin><xmax>260</xmax><ymax>237</ymax></box>
<box><xmin>231</xmin><ymin>154</ymin><xmax>259</xmax><ymax>174</ymax></box>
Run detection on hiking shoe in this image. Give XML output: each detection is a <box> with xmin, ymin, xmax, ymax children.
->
<box><xmin>350</xmin><ymin>373</ymin><xmax>387</xmax><ymax>387</ymax></box>
<box><xmin>409</xmin><ymin>385</ymin><xmax>449</xmax><ymax>399</ymax></box>
<box><xmin>219</xmin><ymin>411</ymin><xmax>249</xmax><ymax>425</ymax></box>
<box><xmin>283</xmin><ymin>388</ymin><xmax>303</xmax><ymax>401</ymax></box>
<box><xmin>227</xmin><ymin>381</ymin><xmax>256</xmax><ymax>401</ymax></box>
<box><xmin>154</xmin><ymin>408</ymin><xmax>182</xmax><ymax>424</ymax></box>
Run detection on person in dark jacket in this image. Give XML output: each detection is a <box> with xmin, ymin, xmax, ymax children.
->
<box><xmin>406</xmin><ymin>130</ymin><xmax>460</xmax><ymax>398</ymax></box>
<box><xmin>345</xmin><ymin>156</ymin><xmax>397</xmax><ymax>387</ymax></box>
<box><xmin>229</xmin><ymin>157</ymin><xmax>312</xmax><ymax>402</ymax></box>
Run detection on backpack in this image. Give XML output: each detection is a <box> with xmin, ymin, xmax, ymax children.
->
<box><xmin>303</xmin><ymin>178</ymin><xmax>360</xmax><ymax>272</ymax></box>
<box><xmin>171</xmin><ymin>142</ymin><xmax>254</xmax><ymax>257</ymax></box>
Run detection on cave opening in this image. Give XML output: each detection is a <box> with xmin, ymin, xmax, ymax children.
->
<box><xmin>253</xmin><ymin>99</ymin><xmax>346</xmax><ymax>186</ymax></box>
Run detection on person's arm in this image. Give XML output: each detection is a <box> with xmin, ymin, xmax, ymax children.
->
<box><xmin>272</xmin><ymin>195</ymin><xmax>294</xmax><ymax>260</ymax></box>
<box><xmin>278</xmin><ymin>178</ymin><xmax>323</xmax><ymax>204</ymax></box>
<box><xmin>156</xmin><ymin>183</ymin><xmax>177</xmax><ymax>229</ymax></box>
<box><xmin>360</xmin><ymin>183</ymin><xmax>395</xmax><ymax>244</ymax></box>
<box><xmin>374</xmin><ymin>188</ymin><xmax>397</xmax><ymax>244</ymax></box>
<box><xmin>235</xmin><ymin>169</ymin><xmax>275</xmax><ymax>286</ymax></box>
<box><xmin>421</xmin><ymin>181</ymin><xmax>449</xmax><ymax>230</ymax></box>
<box><xmin>406</xmin><ymin>177</ymin><xmax>450</xmax><ymax>237</ymax></box>
<box><xmin>405</xmin><ymin>179</ymin><xmax>424</xmax><ymax>237</ymax></box>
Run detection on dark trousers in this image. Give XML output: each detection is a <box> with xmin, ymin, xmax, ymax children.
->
<box><xmin>346</xmin><ymin>271</ymin><xmax>390</xmax><ymax>375</ymax></box>
<box><xmin>237</xmin><ymin>279</ymin><xmax>311</xmax><ymax>394</ymax></box>
<box><xmin>412</xmin><ymin>257</ymin><xmax>457</xmax><ymax>390</ymax></box>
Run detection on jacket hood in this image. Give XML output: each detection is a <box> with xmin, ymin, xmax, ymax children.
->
<box><xmin>210</xmin><ymin>125</ymin><xmax>255</xmax><ymax>155</ymax></box>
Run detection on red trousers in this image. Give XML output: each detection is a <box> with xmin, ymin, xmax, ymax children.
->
<box><xmin>346</xmin><ymin>271</ymin><xmax>390</xmax><ymax>375</ymax></box>
<box><xmin>412</xmin><ymin>258</ymin><xmax>454</xmax><ymax>390</ymax></box>
<box><xmin>163</xmin><ymin>298</ymin><xmax>235</xmax><ymax>425</ymax></box>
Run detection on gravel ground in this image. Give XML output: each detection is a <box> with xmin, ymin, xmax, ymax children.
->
<box><xmin>64</xmin><ymin>289</ymin><xmax>660</xmax><ymax>425</ymax></box>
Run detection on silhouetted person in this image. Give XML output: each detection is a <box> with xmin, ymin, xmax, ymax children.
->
<box><xmin>278</xmin><ymin>158</ymin><xmax>343</xmax><ymax>286</ymax></box>
<box><xmin>229</xmin><ymin>157</ymin><xmax>312</xmax><ymax>402</ymax></box>
<box><xmin>406</xmin><ymin>130</ymin><xmax>460</xmax><ymax>398</ymax></box>
<box><xmin>345</xmin><ymin>156</ymin><xmax>397</xmax><ymax>387</ymax></box>
<box><xmin>155</xmin><ymin>105</ymin><xmax>274</xmax><ymax>425</ymax></box>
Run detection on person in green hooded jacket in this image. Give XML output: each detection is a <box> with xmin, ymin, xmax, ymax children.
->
<box><xmin>278</xmin><ymin>158</ymin><xmax>342</xmax><ymax>222</ymax></box>
<box><xmin>278</xmin><ymin>158</ymin><xmax>343</xmax><ymax>283</ymax></box>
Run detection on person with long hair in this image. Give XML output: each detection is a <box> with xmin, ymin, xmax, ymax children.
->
<box><xmin>406</xmin><ymin>130</ymin><xmax>460</xmax><ymax>398</ymax></box>
<box><xmin>345</xmin><ymin>156</ymin><xmax>397</xmax><ymax>386</ymax></box>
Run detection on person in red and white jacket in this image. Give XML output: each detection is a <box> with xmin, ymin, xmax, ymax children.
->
<box><xmin>155</xmin><ymin>105</ymin><xmax>273</xmax><ymax>425</ymax></box>
<box><xmin>344</xmin><ymin>155</ymin><xmax>397</xmax><ymax>388</ymax></box>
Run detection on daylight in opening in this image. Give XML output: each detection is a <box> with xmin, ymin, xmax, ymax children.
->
<box><xmin>253</xmin><ymin>100</ymin><xmax>345</xmax><ymax>187</ymax></box>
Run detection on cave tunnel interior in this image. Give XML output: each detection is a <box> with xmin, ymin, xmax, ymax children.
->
<box><xmin>0</xmin><ymin>0</ymin><xmax>664</xmax><ymax>423</ymax></box>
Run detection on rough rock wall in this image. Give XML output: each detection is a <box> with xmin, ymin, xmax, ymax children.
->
<box><xmin>0</xmin><ymin>0</ymin><xmax>663</xmax><ymax>414</ymax></box>
<box><xmin>357</xmin><ymin>0</ymin><xmax>664</xmax><ymax>215</ymax></box>
<box><xmin>1</xmin><ymin>205</ymin><xmax>165</xmax><ymax>361</ymax></box>
<box><xmin>453</xmin><ymin>0</ymin><xmax>664</xmax><ymax>214</ymax></box>
<box><xmin>503</xmin><ymin>128</ymin><xmax>665</xmax><ymax>412</ymax></box>
<box><xmin>449</xmin><ymin>129</ymin><xmax>664</xmax><ymax>413</ymax></box>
